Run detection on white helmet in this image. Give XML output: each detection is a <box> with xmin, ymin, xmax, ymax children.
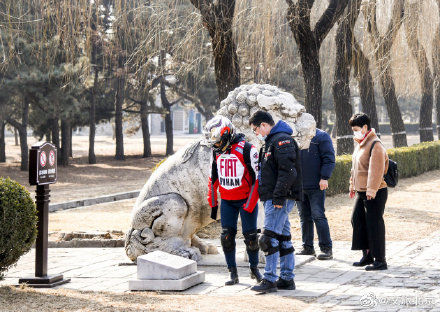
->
<box><xmin>203</xmin><ymin>116</ymin><xmax>236</xmax><ymax>152</ymax></box>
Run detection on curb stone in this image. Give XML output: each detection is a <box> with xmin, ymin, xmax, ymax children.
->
<box><xmin>49</xmin><ymin>190</ymin><xmax>140</xmax><ymax>212</ymax></box>
<box><xmin>48</xmin><ymin>239</ymin><xmax>125</xmax><ymax>248</ymax></box>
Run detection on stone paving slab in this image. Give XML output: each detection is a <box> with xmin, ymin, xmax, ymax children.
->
<box><xmin>198</xmin><ymin>239</ymin><xmax>315</xmax><ymax>268</ymax></box>
<box><xmin>2</xmin><ymin>235</ymin><xmax>440</xmax><ymax>311</ymax></box>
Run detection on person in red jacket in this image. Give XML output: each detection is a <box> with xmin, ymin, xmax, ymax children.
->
<box><xmin>204</xmin><ymin>115</ymin><xmax>262</xmax><ymax>285</ymax></box>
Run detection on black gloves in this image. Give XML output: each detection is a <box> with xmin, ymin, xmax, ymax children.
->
<box><xmin>211</xmin><ymin>206</ymin><xmax>218</xmax><ymax>220</ymax></box>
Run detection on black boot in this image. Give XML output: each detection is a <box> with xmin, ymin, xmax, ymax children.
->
<box><xmin>353</xmin><ymin>250</ymin><xmax>374</xmax><ymax>267</ymax></box>
<box><xmin>249</xmin><ymin>266</ymin><xmax>263</xmax><ymax>283</ymax></box>
<box><xmin>250</xmin><ymin>279</ymin><xmax>277</xmax><ymax>293</ymax></box>
<box><xmin>317</xmin><ymin>247</ymin><xmax>333</xmax><ymax>260</ymax></box>
<box><xmin>296</xmin><ymin>245</ymin><xmax>316</xmax><ymax>256</ymax></box>
<box><xmin>225</xmin><ymin>267</ymin><xmax>239</xmax><ymax>285</ymax></box>
<box><xmin>276</xmin><ymin>278</ymin><xmax>295</xmax><ymax>290</ymax></box>
<box><xmin>365</xmin><ymin>260</ymin><xmax>388</xmax><ymax>271</ymax></box>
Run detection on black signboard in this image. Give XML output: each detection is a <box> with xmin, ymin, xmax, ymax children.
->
<box><xmin>29</xmin><ymin>142</ymin><xmax>57</xmax><ymax>186</ymax></box>
<box><xmin>20</xmin><ymin>142</ymin><xmax>69</xmax><ymax>287</ymax></box>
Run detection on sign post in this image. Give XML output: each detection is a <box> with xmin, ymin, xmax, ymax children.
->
<box><xmin>19</xmin><ymin>142</ymin><xmax>70</xmax><ymax>287</ymax></box>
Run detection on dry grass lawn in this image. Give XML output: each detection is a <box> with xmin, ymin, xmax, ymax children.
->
<box><xmin>0</xmin><ymin>286</ymin><xmax>308</xmax><ymax>312</ymax></box>
<box><xmin>47</xmin><ymin>169</ymin><xmax>440</xmax><ymax>243</ymax></box>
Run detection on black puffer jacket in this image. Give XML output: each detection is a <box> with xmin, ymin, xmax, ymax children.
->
<box><xmin>258</xmin><ymin>120</ymin><xmax>303</xmax><ymax>205</ymax></box>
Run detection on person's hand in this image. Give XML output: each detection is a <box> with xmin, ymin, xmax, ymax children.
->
<box><xmin>274</xmin><ymin>205</ymin><xmax>283</xmax><ymax>209</ymax></box>
<box><xmin>319</xmin><ymin>179</ymin><xmax>329</xmax><ymax>190</ymax></box>
<box><xmin>350</xmin><ymin>190</ymin><xmax>356</xmax><ymax>199</ymax></box>
<box><xmin>210</xmin><ymin>206</ymin><xmax>218</xmax><ymax>220</ymax></box>
<box><xmin>366</xmin><ymin>191</ymin><xmax>376</xmax><ymax>200</ymax></box>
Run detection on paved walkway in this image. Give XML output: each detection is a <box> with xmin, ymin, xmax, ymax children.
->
<box><xmin>2</xmin><ymin>232</ymin><xmax>440</xmax><ymax>311</ymax></box>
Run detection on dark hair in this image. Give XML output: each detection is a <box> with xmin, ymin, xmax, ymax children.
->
<box><xmin>349</xmin><ymin>113</ymin><xmax>371</xmax><ymax>130</ymax></box>
<box><xmin>249</xmin><ymin>110</ymin><xmax>275</xmax><ymax>127</ymax></box>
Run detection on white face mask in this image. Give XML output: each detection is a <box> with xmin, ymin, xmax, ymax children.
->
<box><xmin>353</xmin><ymin>130</ymin><xmax>364</xmax><ymax>140</ymax></box>
<box><xmin>256</xmin><ymin>133</ymin><xmax>266</xmax><ymax>142</ymax></box>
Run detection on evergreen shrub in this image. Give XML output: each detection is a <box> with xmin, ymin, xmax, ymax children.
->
<box><xmin>327</xmin><ymin>141</ymin><xmax>440</xmax><ymax>196</ymax></box>
<box><xmin>0</xmin><ymin>178</ymin><xmax>37</xmax><ymax>278</ymax></box>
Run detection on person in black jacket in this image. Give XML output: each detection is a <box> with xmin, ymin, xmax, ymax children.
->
<box><xmin>248</xmin><ymin>110</ymin><xmax>303</xmax><ymax>293</ymax></box>
<box><xmin>296</xmin><ymin>129</ymin><xmax>335</xmax><ymax>260</ymax></box>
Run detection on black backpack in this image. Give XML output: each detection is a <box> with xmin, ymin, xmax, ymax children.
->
<box><xmin>369</xmin><ymin>141</ymin><xmax>398</xmax><ymax>188</ymax></box>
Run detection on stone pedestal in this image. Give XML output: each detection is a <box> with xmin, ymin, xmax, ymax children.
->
<box><xmin>129</xmin><ymin>251</ymin><xmax>205</xmax><ymax>291</ymax></box>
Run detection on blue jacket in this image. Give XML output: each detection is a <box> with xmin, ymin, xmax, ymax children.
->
<box><xmin>300</xmin><ymin>129</ymin><xmax>335</xmax><ymax>190</ymax></box>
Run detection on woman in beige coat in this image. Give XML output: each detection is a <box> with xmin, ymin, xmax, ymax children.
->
<box><xmin>349</xmin><ymin>113</ymin><xmax>389</xmax><ymax>271</ymax></box>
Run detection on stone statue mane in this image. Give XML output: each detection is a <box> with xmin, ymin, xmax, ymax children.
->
<box><xmin>125</xmin><ymin>84</ymin><xmax>316</xmax><ymax>262</ymax></box>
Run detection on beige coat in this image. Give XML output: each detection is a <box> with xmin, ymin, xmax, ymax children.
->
<box><xmin>350</xmin><ymin>129</ymin><xmax>388</xmax><ymax>197</ymax></box>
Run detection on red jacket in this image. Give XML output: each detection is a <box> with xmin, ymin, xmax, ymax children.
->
<box><xmin>207</xmin><ymin>139</ymin><xmax>259</xmax><ymax>213</ymax></box>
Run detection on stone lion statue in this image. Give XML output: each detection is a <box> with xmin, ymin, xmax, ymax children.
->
<box><xmin>125</xmin><ymin>84</ymin><xmax>316</xmax><ymax>262</ymax></box>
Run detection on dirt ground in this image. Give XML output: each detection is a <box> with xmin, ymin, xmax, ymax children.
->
<box><xmin>1</xmin><ymin>135</ymin><xmax>198</xmax><ymax>202</ymax></box>
<box><xmin>1</xmin><ymin>133</ymin><xmax>431</xmax><ymax>203</ymax></box>
<box><xmin>48</xmin><ymin>169</ymin><xmax>440</xmax><ymax>243</ymax></box>
<box><xmin>0</xmin><ymin>286</ymin><xmax>308</xmax><ymax>312</ymax></box>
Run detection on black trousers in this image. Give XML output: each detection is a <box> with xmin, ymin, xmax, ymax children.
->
<box><xmin>351</xmin><ymin>188</ymin><xmax>387</xmax><ymax>261</ymax></box>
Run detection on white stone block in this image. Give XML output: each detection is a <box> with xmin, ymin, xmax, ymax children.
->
<box><xmin>129</xmin><ymin>271</ymin><xmax>205</xmax><ymax>291</ymax></box>
<box><xmin>137</xmin><ymin>251</ymin><xmax>197</xmax><ymax>280</ymax></box>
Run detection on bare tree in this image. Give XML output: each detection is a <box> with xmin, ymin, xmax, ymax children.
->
<box><xmin>404</xmin><ymin>0</ymin><xmax>434</xmax><ymax>142</ymax></box>
<box><xmin>85</xmin><ymin>0</ymin><xmax>111</xmax><ymax>164</ymax></box>
<box><xmin>61</xmin><ymin>119</ymin><xmax>71</xmax><ymax>166</ymax></box>
<box><xmin>0</xmin><ymin>121</ymin><xmax>5</xmax><ymax>162</ymax></box>
<box><xmin>286</xmin><ymin>0</ymin><xmax>349</xmax><ymax>128</ymax></box>
<box><xmin>365</xmin><ymin>0</ymin><xmax>407</xmax><ymax>147</ymax></box>
<box><xmin>433</xmin><ymin>0</ymin><xmax>440</xmax><ymax>138</ymax></box>
<box><xmin>189</xmin><ymin>0</ymin><xmax>240</xmax><ymax>100</ymax></box>
<box><xmin>332</xmin><ymin>0</ymin><xmax>363</xmax><ymax>155</ymax></box>
<box><xmin>353</xmin><ymin>37</ymin><xmax>380</xmax><ymax>134</ymax></box>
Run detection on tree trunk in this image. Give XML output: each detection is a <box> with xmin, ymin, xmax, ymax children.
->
<box><xmin>46</xmin><ymin>131</ymin><xmax>51</xmax><ymax>143</ymax></box>
<box><xmin>114</xmin><ymin>56</ymin><xmax>125</xmax><ymax>161</ymax></box>
<box><xmin>190</xmin><ymin>0</ymin><xmax>240</xmax><ymax>101</ymax></box>
<box><xmin>52</xmin><ymin>117</ymin><xmax>60</xmax><ymax>164</ymax></box>
<box><xmin>140</xmin><ymin>100</ymin><xmax>151</xmax><ymax>158</ymax></box>
<box><xmin>404</xmin><ymin>2</ymin><xmax>434</xmax><ymax>142</ymax></box>
<box><xmin>14</xmin><ymin>127</ymin><xmax>18</xmax><ymax>146</ymax></box>
<box><xmin>379</xmin><ymin>66</ymin><xmax>407</xmax><ymax>147</ymax></box>
<box><xmin>332</xmin><ymin>0</ymin><xmax>361</xmax><ymax>155</ymax></box>
<box><xmin>159</xmin><ymin>50</ymin><xmax>173</xmax><ymax>156</ymax></box>
<box><xmin>70</xmin><ymin>126</ymin><xmax>73</xmax><ymax>157</ymax></box>
<box><xmin>61</xmin><ymin>119</ymin><xmax>71</xmax><ymax>166</ymax></box>
<box><xmin>19</xmin><ymin>128</ymin><xmax>28</xmax><ymax>171</ymax></box>
<box><xmin>366</xmin><ymin>0</ymin><xmax>407</xmax><ymax>147</ymax></box>
<box><xmin>211</xmin><ymin>29</ymin><xmax>240</xmax><ymax>100</ymax></box>
<box><xmin>0</xmin><ymin>121</ymin><xmax>6</xmax><ymax>162</ymax></box>
<box><xmin>19</xmin><ymin>99</ymin><xmax>29</xmax><ymax>171</ymax></box>
<box><xmin>418</xmin><ymin>71</ymin><xmax>435</xmax><ymax>142</ymax></box>
<box><xmin>433</xmin><ymin>26</ymin><xmax>440</xmax><ymax>138</ymax></box>
<box><xmin>6</xmin><ymin>102</ymin><xmax>28</xmax><ymax>170</ymax></box>
<box><xmin>353</xmin><ymin>38</ymin><xmax>380</xmax><ymax>134</ymax></box>
<box><xmin>161</xmin><ymin>83</ymin><xmax>173</xmax><ymax>156</ymax></box>
<box><xmin>89</xmin><ymin>69</ymin><xmax>98</xmax><ymax>164</ymax></box>
<box><xmin>286</xmin><ymin>0</ymin><xmax>350</xmax><ymax>129</ymax></box>
<box><xmin>300</xmin><ymin>47</ymin><xmax>323</xmax><ymax>129</ymax></box>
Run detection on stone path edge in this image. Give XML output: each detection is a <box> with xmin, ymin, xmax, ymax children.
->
<box><xmin>48</xmin><ymin>190</ymin><xmax>141</xmax><ymax>212</ymax></box>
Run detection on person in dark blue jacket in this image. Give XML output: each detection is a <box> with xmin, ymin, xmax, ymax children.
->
<box><xmin>296</xmin><ymin>128</ymin><xmax>335</xmax><ymax>260</ymax></box>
